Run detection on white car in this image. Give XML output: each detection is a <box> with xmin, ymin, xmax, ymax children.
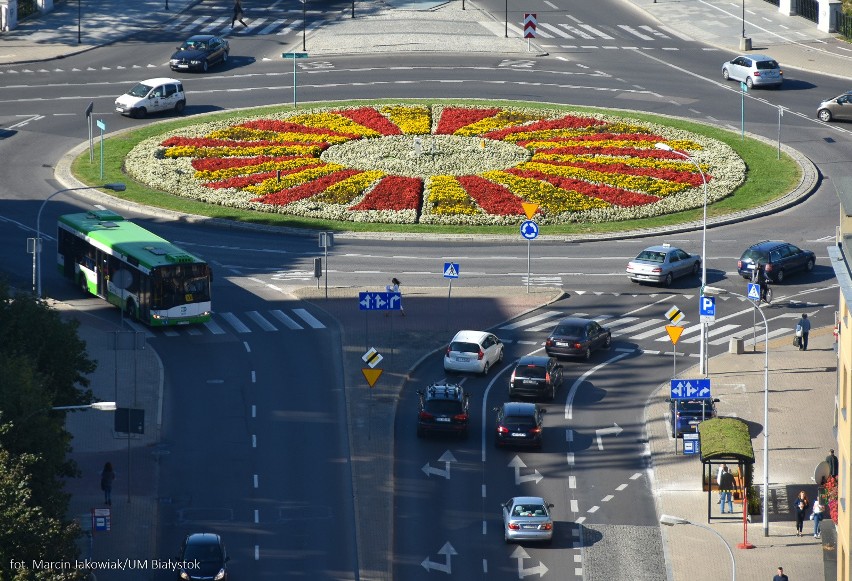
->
<box><xmin>115</xmin><ymin>78</ymin><xmax>186</xmax><ymax>119</ymax></box>
<box><xmin>502</xmin><ymin>496</ymin><xmax>555</xmax><ymax>544</ymax></box>
<box><xmin>443</xmin><ymin>330</ymin><xmax>503</xmax><ymax>375</ymax></box>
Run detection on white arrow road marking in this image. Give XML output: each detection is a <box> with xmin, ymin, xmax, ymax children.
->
<box><xmin>511</xmin><ymin>546</ymin><xmax>549</xmax><ymax>578</ymax></box>
<box><xmin>421</xmin><ymin>450</ymin><xmax>457</xmax><ymax>479</ymax></box>
<box><xmin>595</xmin><ymin>423</ymin><xmax>623</xmax><ymax>450</ymax></box>
<box><xmin>508</xmin><ymin>456</ymin><xmax>543</xmax><ymax>484</ymax></box>
<box><xmin>421</xmin><ymin>542</ymin><xmax>457</xmax><ymax>574</ymax></box>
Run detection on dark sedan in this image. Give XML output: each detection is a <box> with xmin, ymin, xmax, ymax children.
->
<box><xmin>177</xmin><ymin>533</ymin><xmax>229</xmax><ymax>580</ymax></box>
<box><xmin>170</xmin><ymin>35</ymin><xmax>229</xmax><ymax>72</ymax></box>
<box><xmin>545</xmin><ymin>317</ymin><xmax>612</xmax><ymax>360</ymax></box>
<box><xmin>494</xmin><ymin>402</ymin><xmax>545</xmax><ymax>449</ymax></box>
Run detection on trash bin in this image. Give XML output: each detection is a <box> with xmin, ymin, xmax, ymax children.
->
<box><xmin>729</xmin><ymin>336</ymin><xmax>744</xmax><ymax>354</ymax></box>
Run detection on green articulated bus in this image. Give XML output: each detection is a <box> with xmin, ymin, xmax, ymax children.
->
<box><xmin>57</xmin><ymin>210</ymin><xmax>212</xmax><ymax>326</ymax></box>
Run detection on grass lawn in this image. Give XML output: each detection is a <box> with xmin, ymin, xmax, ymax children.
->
<box><xmin>71</xmin><ymin>98</ymin><xmax>801</xmax><ymax>235</ymax></box>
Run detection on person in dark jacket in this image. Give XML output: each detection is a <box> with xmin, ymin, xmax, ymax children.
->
<box><xmin>773</xmin><ymin>566</ymin><xmax>789</xmax><ymax>581</ymax></box>
<box><xmin>827</xmin><ymin>449</ymin><xmax>839</xmax><ymax>479</ymax></box>
<box><xmin>231</xmin><ymin>0</ymin><xmax>247</xmax><ymax>28</ymax></box>
<box><xmin>796</xmin><ymin>313</ymin><xmax>811</xmax><ymax>351</ymax></box>
<box><xmin>793</xmin><ymin>490</ymin><xmax>809</xmax><ymax>537</ymax></box>
<box><xmin>719</xmin><ymin>467</ymin><xmax>736</xmax><ymax>514</ymax></box>
<box><xmin>100</xmin><ymin>462</ymin><xmax>115</xmax><ymax>505</ymax></box>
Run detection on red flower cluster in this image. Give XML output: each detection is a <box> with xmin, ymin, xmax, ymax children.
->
<box><xmin>333</xmin><ymin>107</ymin><xmax>403</xmax><ymax>135</ymax></box>
<box><xmin>191</xmin><ymin>155</ymin><xmax>311</xmax><ymax>172</ymax></box>
<box><xmin>435</xmin><ymin>107</ymin><xmax>502</xmax><ymax>135</ymax></box>
<box><xmin>543</xmin><ymin>160</ymin><xmax>706</xmax><ymax>186</ymax></box>
<box><xmin>252</xmin><ymin>169</ymin><xmax>363</xmax><ymax>206</ymax></box>
<box><xmin>161</xmin><ymin>136</ymin><xmax>318</xmax><ymax>149</ymax></box>
<box><xmin>455</xmin><ymin>175</ymin><xmax>526</xmax><ymax>215</ymax></box>
<box><xmin>349</xmin><ymin>176</ymin><xmax>423</xmax><ymax>212</ymax></box>
<box><xmin>484</xmin><ymin>115</ymin><xmax>608</xmax><ymax>140</ymax></box>
<box><xmin>203</xmin><ymin>165</ymin><xmax>321</xmax><ymax>189</ymax></box>
<box><xmin>532</xmin><ymin>146</ymin><xmax>684</xmax><ymax>159</ymax></box>
<box><xmin>506</xmin><ymin>168</ymin><xmax>660</xmax><ymax>206</ymax></box>
<box><xmin>238</xmin><ymin>120</ymin><xmax>359</xmax><ymax>139</ymax></box>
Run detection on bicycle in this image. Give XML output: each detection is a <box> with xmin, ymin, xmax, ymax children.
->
<box><xmin>761</xmin><ymin>283</ymin><xmax>773</xmax><ymax>305</ymax></box>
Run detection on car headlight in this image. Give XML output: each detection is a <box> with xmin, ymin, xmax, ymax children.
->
<box><xmin>214</xmin><ymin>568</ymin><xmax>226</xmax><ymax>580</ymax></box>
<box><xmin>190</xmin><ymin>59</ymin><xmax>201</xmax><ymax>64</ymax></box>
<box><xmin>179</xmin><ymin>571</ymin><xmax>191</xmax><ymax>580</ymax></box>
<box><xmin>170</xmin><ymin>59</ymin><xmax>178</xmax><ymax>64</ymax></box>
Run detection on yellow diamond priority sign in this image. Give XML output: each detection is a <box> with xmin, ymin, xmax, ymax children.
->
<box><xmin>664</xmin><ymin>306</ymin><xmax>684</xmax><ymax>326</ymax></box>
<box><xmin>362</xmin><ymin>347</ymin><xmax>383</xmax><ymax>368</ymax></box>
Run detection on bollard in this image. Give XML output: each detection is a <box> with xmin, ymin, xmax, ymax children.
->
<box><xmin>729</xmin><ymin>337</ymin><xmax>745</xmax><ymax>355</ymax></box>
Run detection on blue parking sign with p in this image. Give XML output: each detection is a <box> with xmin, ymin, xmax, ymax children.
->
<box><xmin>699</xmin><ymin>296</ymin><xmax>715</xmax><ymax>317</ymax></box>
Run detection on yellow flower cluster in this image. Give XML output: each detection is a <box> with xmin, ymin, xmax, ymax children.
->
<box><xmin>500</xmin><ymin>128</ymin><xmax>602</xmax><ymax>142</ymax></box>
<box><xmin>207</xmin><ymin>127</ymin><xmax>350</xmax><ymax>145</ymax></box>
<box><xmin>244</xmin><ymin>163</ymin><xmax>346</xmax><ymax>196</ymax></box>
<box><xmin>194</xmin><ymin>157</ymin><xmax>321</xmax><ymax>180</ymax></box>
<box><xmin>532</xmin><ymin>153</ymin><xmax>709</xmax><ymax>173</ymax></box>
<box><xmin>518</xmin><ymin>162</ymin><xmax>689</xmax><ymax>197</ymax></box>
<box><xmin>163</xmin><ymin>145</ymin><xmax>320</xmax><ymax>158</ymax></box>
<box><xmin>664</xmin><ymin>140</ymin><xmax>703</xmax><ymax>152</ymax></box>
<box><xmin>601</xmin><ymin>122</ymin><xmax>651</xmax><ymax>134</ymax></box>
<box><xmin>454</xmin><ymin>111</ymin><xmax>544</xmax><ymax>136</ymax></box>
<box><xmin>426</xmin><ymin>176</ymin><xmax>482</xmax><ymax>215</ymax></box>
<box><xmin>380</xmin><ymin>106</ymin><xmax>431</xmax><ymax>135</ymax></box>
<box><xmin>481</xmin><ymin>171</ymin><xmax>610</xmax><ymax>213</ymax></box>
<box><xmin>286</xmin><ymin>113</ymin><xmax>381</xmax><ymax>137</ymax></box>
<box><xmin>315</xmin><ymin>170</ymin><xmax>385</xmax><ymax>205</ymax></box>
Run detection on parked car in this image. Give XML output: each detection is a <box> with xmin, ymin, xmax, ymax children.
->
<box><xmin>443</xmin><ymin>330</ymin><xmax>504</xmax><ymax>375</ymax></box>
<box><xmin>416</xmin><ymin>383</ymin><xmax>470</xmax><ymax>439</ymax></box>
<box><xmin>509</xmin><ymin>356</ymin><xmax>563</xmax><ymax>401</ymax></box>
<box><xmin>501</xmin><ymin>496</ymin><xmax>555</xmax><ymax>544</ymax></box>
<box><xmin>626</xmin><ymin>243</ymin><xmax>701</xmax><ymax>287</ymax></box>
<box><xmin>545</xmin><ymin>317</ymin><xmax>611</xmax><ymax>360</ymax></box>
<box><xmin>177</xmin><ymin>533</ymin><xmax>229</xmax><ymax>581</ymax></box>
<box><xmin>669</xmin><ymin>398</ymin><xmax>718</xmax><ymax>437</ymax></box>
<box><xmin>170</xmin><ymin>35</ymin><xmax>230</xmax><ymax>73</ymax></box>
<box><xmin>115</xmin><ymin>78</ymin><xmax>186</xmax><ymax>119</ymax></box>
<box><xmin>494</xmin><ymin>402</ymin><xmax>545</xmax><ymax>449</ymax></box>
<box><xmin>817</xmin><ymin>91</ymin><xmax>852</xmax><ymax>122</ymax></box>
<box><xmin>736</xmin><ymin>240</ymin><xmax>816</xmax><ymax>283</ymax></box>
<box><xmin>722</xmin><ymin>55</ymin><xmax>783</xmax><ymax>89</ymax></box>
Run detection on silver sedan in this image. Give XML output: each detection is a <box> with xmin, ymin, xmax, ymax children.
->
<box><xmin>626</xmin><ymin>244</ymin><xmax>701</xmax><ymax>287</ymax></box>
<box><xmin>502</xmin><ymin>496</ymin><xmax>555</xmax><ymax>544</ymax></box>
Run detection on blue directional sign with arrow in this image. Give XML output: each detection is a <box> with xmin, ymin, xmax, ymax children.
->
<box><xmin>670</xmin><ymin>379</ymin><xmax>711</xmax><ymax>399</ymax></box>
<box><xmin>359</xmin><ymin>291</ymin><xmax>402</xmax><ymax>310</ymax></box>
<box><xmin>520</xmin><ymin>220</ymin><xmax>539</xmax><ymax>240</ymax></box>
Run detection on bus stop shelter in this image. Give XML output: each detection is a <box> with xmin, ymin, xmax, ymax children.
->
<box><xmin>698</xmin><ymin>417</ymin><xmax>756</xmax><ymax>522</ymax></box>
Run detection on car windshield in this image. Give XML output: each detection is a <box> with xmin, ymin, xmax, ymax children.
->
<box><xmin>514</xmin><ymin>504</ymin><xmax>547</xmax><ymax>516</ymax></box>
<box><xmin>127</xmin><ymin>83</ymin><xmax>153</xmax><ymax>98</ymax></box>
<box><xmin>741</xmin><ymin>249</ymin><xmax>768</xmax><ymax>263</ymax></box>
<box><xmin>516</xmin><ymin>365</ymin><xmax>546</xmax><ymax>379</ymax></box>
<box><xmin>636</xmin><ymin>251</ymin><xmax>666</xmax><ymax>263</ymax></box>
<box><xmin>677</xmin><ymin>400</ymin><xmax>714</xmax><ymax>414</ymax></box>
<box><xmin>756</xmin><ymin>60</ymin><xmax>779</xmax><ymax>69</ymax></box>
<box><xmin>504</xmin><ymin>415</ymin><xmax>535</xmax><ymax>427</ymax></box>
<box><xmin>184</xmin><ymin>542</ymin><xmax>222</xmax><ymax>563</ymax></box>
<box><xmin>450</xmin><ymin>341</ymin><xmax>480</xmax><ymax>353</ymax></box>
<box><xmin>424</xmin><ymin>400</ymin><xmax>462</xmax><ymax>415</ymax></box>
<box><xmin>553</xmin><ymin>325</ymin><xmax>583</xmax><ymax>337</ymax></box>
<box><xmin>182</xmin><ymin>40</ymin><xmax>207</xmax><ymax>49</ymax></box>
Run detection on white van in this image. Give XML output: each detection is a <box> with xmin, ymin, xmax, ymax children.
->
<box><xmin>115</xmin><ymin>78</ymin><xmax>186</xmax><ymax>119</ymax></box>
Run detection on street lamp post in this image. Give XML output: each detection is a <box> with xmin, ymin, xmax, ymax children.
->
<box><xmin>660</xmin><ymin>514</ymin><xmax>736</xmax><ymax>580</ymax></box>
<box><xmin>704</xmin><ymin>285</ymin><xmax>770</xmax><ymax>537</ymax></box>
<box><xmin>34</xmin><ymin>183</ymin><xmax>125</xmax><ymax>299</ymax></box>
<box><xmin>655</xmin><ymin>143</ymin><xmax>709</xmax><ymax>375</ymax></box>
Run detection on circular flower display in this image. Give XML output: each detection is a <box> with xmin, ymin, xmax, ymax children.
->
<box><xmin>125</xmin><ymin>104</ymin><xmax>746</xmax><ymax>226</ymax></box>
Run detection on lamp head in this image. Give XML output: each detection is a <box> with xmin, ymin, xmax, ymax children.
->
<box><xmin>659</xmin><ymin>514</ymin><xmax>690</xmax><ymax>526</ymax></box>
<box><xmin>104</xmin><ymin>183</ymin><xmax>126</xmax><ymax>192</ymax></box>
<box><xmin>654</xmin><ymin>143</ymin><xmax>673</xmax><ymax>152</ymax></box>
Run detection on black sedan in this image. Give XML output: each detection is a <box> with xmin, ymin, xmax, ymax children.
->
<box><xmin>545</xmin><ymin>317</ymin><xmax>612</xmax><ymax>360</ymax></box>
<box><xmin>177</xmin><ymin>533</ymin><xmax>229</xmax><ymax>580</ymax></box>
<box><xmin>170</xmin><ymin>35</ymin><xmax>229</xmax><ymax>72</ymax></box>
<box><xmin>494</xmin><ymin>402</ymin><xmax>545</xmax><ymax>449</ymax></box>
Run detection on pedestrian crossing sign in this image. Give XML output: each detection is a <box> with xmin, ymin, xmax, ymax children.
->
<box><xmin>443</xmin><ymin>262</ymin><xmax>460</xmax><ymax>279</ymax></box>
<box><xmin>747</xmin><ymin>283</ymin><xmax>761</xmax><ymax>301</ymax></box>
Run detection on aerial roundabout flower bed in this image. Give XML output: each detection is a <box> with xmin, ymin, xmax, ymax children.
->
<box><xmin>124</xmin><ymin>103</ymin><xmax>746</xmax><ymax>226</ymax></box>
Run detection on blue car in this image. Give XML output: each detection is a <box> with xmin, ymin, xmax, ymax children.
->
<box><xmin>670</xmin><ymin>398</ymin><xmax>717</xmax><ymax>437</ymax></box>
<box><xmin>737</xmin><ymin>240</ymin><xmax>815</xmax><ymax>283</ymax></box>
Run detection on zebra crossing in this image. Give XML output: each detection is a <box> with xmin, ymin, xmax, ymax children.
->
<box><xmin>129</xmin><ymin>307</ymin><xmax>327</xmax><ymax>338</ymax></box>
<box><xmin>497</xmin><ymin>309</ymin><xmax>797</xmax><ymax>354</ymax></box>
<box><xmin>505</xmin><ymin>19</ymin><xmax>694</xmax><ymax>46</ymax></box>
<box><xmin>163</xmin><ymin>8</ymin><xmax>337</xmax><ymax>38</ymax></box>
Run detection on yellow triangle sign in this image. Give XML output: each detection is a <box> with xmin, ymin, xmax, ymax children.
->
<box><xmin>362</xmin><ymin>368</ymin><xmax>383</xmax><ymax>388</ymax></box>
<box><xmin>666</xmin><ymin>325</ymin><xmax>684</xmax><ymax>345</ymax></box>
<box><xmin>522</xmin><ymin>202</ymin><xmax>539</xmax><ymax>220</ymax></box>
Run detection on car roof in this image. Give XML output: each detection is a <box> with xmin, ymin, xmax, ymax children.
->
<box><xmin>745</xmin><ymin>240</ymin><xmax>787</xmax><ymax>251</ymax></box>
<box><xmin>554</xmin><ymin>316</ymin><xmax>594</xmax><ymax>326</ymax></box>
<box><xmin>511</xmin><ymin>496</ymin><xmax>547</xmax><ymax>504</ymax></box>
<box><xmin>741</xmin><ymin>54</ymin><xmax>776</xmax><ymax>61</ymax></box>
<box><xmin>186</xmin><ymin>34</ymin><xmax>216</xmax><ymax>41</ymax></box>
<box><xmin>139</xmin><ymin>77</ymin><xmax>182</xmax><ymax>86</ymax></box>
<box><xmin>423</xmin><ymin>383</ymin><xmax>465</xmax><ymax>400</ymax></box>
<box><xmin>185</xmin><ymin>533</ymin><xmax>221</xmax><ymax>544</ymax></box>
<box><xmin>501</xmin><ymin>401</ymin><xmax>538</xmax><ymax>414</ymax></box>
<box><xmin>515</xmin><ymin>355</ymin><xmax>552</xmax><ymax>367</ymax></box>
<box><xmin>451</xmin><ymin>330</ymin><xmax>491</xmax><ymax>342</ymax></box>
<box><xmin>640</xmin><ymin>244</ymin><xmax>677</xmax><ymax>253</ymax></box>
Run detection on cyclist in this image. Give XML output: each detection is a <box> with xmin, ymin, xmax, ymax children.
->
<box><xmin>752</xmin><ymin>262</ymin><xmax>771</xmax><ymax>303</ymax></box>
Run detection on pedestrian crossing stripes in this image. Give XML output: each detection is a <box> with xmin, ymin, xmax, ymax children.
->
<box><xmin>126</xmin><ymin>307</ymin><xmax>327</xmax><ymax>338</ymax></box>
<box><xmin>504</xmin><ymin>20</ymin><xmax>690</xmax><ymax>42</ymax></box>
<box><xmin>498</xmin><ymin>310</ymin><xmax>794</xmax><ymax>350</ymax></box>
<box><xmin>164</xmin><ymin>9</ymin><xmax>322</xmax><ymax>37</ymax></box>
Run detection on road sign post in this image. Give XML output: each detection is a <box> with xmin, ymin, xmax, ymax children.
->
<box><xmin>443</xmin><ymin>262</ymin><xmax>459</xmax><ymax>328</ymax></box>
<box><xmin>520</xmin><ymin>203</ymin><xmax>539</xmax><ymax>294</ymax></box>
<box><xmin>282</xmin><ymin>52</ymin><xmax>308</xmax><ymax>108</ymax></box>
<box><xmin>96</xmin><ymin>119</ymin><xmax>106</xmax><ymax>179</ymax></box>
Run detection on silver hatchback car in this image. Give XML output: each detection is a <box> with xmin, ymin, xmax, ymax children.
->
<box><xmin>722</xmin><ymin>55</ymin><xmax>783</xmax><ymax>89</ymax></box>
<box><xmin>817</xmin><ymin>91</ymin><xmax>852</xmax><ymax>123</ymax></box>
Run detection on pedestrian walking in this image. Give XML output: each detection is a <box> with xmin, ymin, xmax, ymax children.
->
<box><xmin>231</xmin><ymin>0</ymin><xmax>247</xmax><ymax>28</ymax></box>
<box><xmin>100</xmin><ymin>462</ymin><xmax>115</xmax><ymax>506</ymax></box>
<box><xmin>796</xmin><ymin>313</ymin><xmax>811</xmax><ymax>351</ymax></box>
<box><xmin>773</xmin><ymin>566</ymin><xmax>789</xmax><ymax>581</ymax></box>
<box><xmin>716</xmin><ymin>463</ymin><xmax>728</xmax><ymax>504</ymax></box>
<box><xmin>719</xmin><ymin>466</ymin><xmax>735</xmax><ymax>514</ymax></box>
<box><xmin>385</xmin><ymin>277</ymin><xmax>405</xmax><ymax>316</ymax></box>
<box><xmin>793</xmin><ymin>490</ymin><xmax>809</xmax><ymax>537</ymax></box>
<box><xmin>812</xmin><ymin>497</ymin><xmax>824</xmax><ymax>538</ymax></box>
<box><xmin>827</xmin><ymin>449</ymin><xmax>840</xmax><ymax>479</ymax></box>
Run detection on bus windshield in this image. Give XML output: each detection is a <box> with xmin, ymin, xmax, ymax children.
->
<box><xmin>152</xmin><ymin>264</ymin><xmax>211</xmax><ymax>310</ymax></box>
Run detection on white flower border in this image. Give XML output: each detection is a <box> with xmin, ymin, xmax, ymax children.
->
<box><xmin>123</xmin><ymin>104</ymin><xmax>746</xmax><ymax>226</ymax></box>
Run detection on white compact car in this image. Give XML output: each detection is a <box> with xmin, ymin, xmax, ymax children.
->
<box><xmin>115</xmin><ymin>78</ymin><xmax>186</xmax><ymax>119</ymax></box>
<box><xmin>443</xmin><ymin>330</ymin><xmax>504</xmax><ymax>375</ymax></box>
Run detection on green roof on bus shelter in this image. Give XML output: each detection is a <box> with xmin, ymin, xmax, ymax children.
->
<box><xmin>58</xmin><ymin>211</ymin><xmax>204</xmax><ymax>271</ymax></box>
<box><xmin>697</xmin><ymin>417</ymin><xmax>755</xmax><ymax>464</ymax></box>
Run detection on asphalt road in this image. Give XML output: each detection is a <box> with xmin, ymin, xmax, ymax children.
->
<box><xmin>0</xmin><ymin>0</ymin><xmax>848</xmax><ymax>577</ymax></box>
